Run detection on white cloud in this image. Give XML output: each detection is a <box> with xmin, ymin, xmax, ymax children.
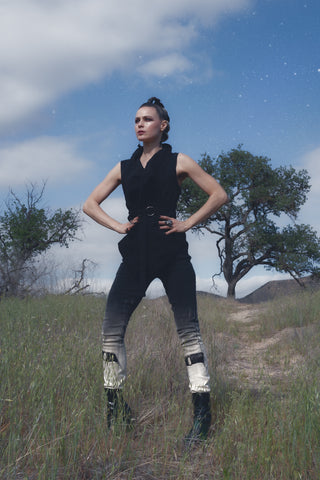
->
<box><xmin>298</xmin><ymin>146</ymin><xmax>320</xmax><ymax>233</ymax></box>
<box><xmin>54</xmin><ymin>198</ymin><xmax>128</xmax><ymax>275</ymax></box>
<box><xmin>194</xmin><ymin>272</ymin><xmax>291</xmax><ymax>299</ymax></box>
<box><xmin>301</xmin><ymin>147</ymin><xmax>320</xmax><ymax>195</ymax></box>
<box><xmin>138</xmin><ymin>54</ymin><xmax>193</xmax><ymax>77</ymax></box>
<box><xmin>0</xmin><ymin>136</ymin><xmax>92</xmax><ymax>188</ymax></box>
<box><xmin>0</xmin><ymin>0</ymin><xmax>252</xmax><ymax>128</ymax></box>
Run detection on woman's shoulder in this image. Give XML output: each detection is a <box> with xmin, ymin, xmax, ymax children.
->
<box><xmin>177</xmin><ymin>152</ymin><xmax>197</xmax><ymax>170</ymax></box>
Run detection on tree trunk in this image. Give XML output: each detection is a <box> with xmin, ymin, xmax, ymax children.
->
<box><xmin>223</xmin><ymin>225</ymin><xmax>236</xmax><ymax>298</ymax></box>
<box><xmin>227</xmin><ymin>281</ymin><xmax>236</xmax><ymax>298</ymax></box>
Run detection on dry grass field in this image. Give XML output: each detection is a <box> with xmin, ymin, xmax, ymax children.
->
<box><xmin>1</xmin><ymin>288</ymin><xmax>319</xmax><ymax>479</ymax></box>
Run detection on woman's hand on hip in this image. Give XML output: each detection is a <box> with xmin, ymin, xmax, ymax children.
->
<box><xmin>159</xmin><ymin>216</ymin><xmax>188</xmax><ymax>235</ymax></box>
<box><xmin>117</xmin><ymin>216</ymin><xmax>139</xmax><ymax>234</ymax></box>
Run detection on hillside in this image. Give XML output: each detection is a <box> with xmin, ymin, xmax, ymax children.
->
<box><xmin>239</xmin><ymin>275</ymin><xmax>320</xmax><ymax>304</ymax></box>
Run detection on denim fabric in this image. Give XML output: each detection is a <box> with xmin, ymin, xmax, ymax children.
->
<box><xmin>102</xmin><ymin>253</ymin><xmax>210</xmax><ymax>392</ymax></box>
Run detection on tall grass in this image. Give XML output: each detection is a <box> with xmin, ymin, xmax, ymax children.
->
<box><xmin>1</xmin><ymin>292</ymin><xmax>319</xmax><ymax>479</ymax></box>
<box><xmin>256</xmin><ymin>290</ymin><xmax>320</xmax><ymax>336</ymax></box>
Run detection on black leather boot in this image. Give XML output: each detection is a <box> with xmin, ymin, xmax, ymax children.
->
<box><xmin>105</xmin><ymin>388</ymin><xmax>134</xmax><ymax>429</ymax></box>
<box><xmin>184</xmin><ymin>392</ymin><xmax>211</xmax><ymax>446</ymax></box>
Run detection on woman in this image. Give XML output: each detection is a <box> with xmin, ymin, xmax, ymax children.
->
<box><xmin>83</xmin><ymin>97</ymin><xmax>228</xmax><ymax>444</ymax></box>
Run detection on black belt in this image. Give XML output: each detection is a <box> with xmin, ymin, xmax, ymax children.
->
<box><xmin>145</xmin><ymin>205</ymin><xmax>156</xmax><ymax>217</ymax></box>
<box><xmin>129</xmin><ymin>205</ymin><xmax>175</xmax><ymax>220</ymax></box>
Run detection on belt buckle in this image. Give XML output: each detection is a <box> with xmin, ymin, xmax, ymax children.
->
<box><xmin>146</xmin><ymin>205</ymin><xmax>155</xmax><ymax>216</ymax></box>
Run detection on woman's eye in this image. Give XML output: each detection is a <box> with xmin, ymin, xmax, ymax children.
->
<box><xmin>135</xmin><ymin>116</ymin><xmax>154</xmax><ymax>123</ymax></box>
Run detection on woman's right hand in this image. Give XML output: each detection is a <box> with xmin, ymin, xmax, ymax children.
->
<box><xmin>117</xmin><ymin>216</ymin><xmax>139</xmax><ymax>234</ymax></box>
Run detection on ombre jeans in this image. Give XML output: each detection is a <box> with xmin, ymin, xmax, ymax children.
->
<box><xmin>102</xmin><ymin>253</ymin><xmax>210</xmax><ymax>393</ymax></box>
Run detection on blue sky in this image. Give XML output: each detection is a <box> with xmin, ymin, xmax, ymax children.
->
<box><xmin>1</xmin><ymin>0</ymin><xmax>319</xmax><ymax>298</ymax></box>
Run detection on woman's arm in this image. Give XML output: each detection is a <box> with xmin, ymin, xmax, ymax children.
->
<box><xmin>160</xmin><ymin>153</ymin><xmax>228</xmax><ymax>234</ymax></box>
<box><xmin>82</xmin><ymin>163</ymin><xmax>138</xmax><ymax>234</ymax></box>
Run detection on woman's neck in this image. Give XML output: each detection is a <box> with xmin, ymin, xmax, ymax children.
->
<box><xmin>142</xmin><ymin>141</ymin><xmax>162</xmax><ymax>155</ymax></box>
<box><xmin>140</xmin><ymin>143</ymin><xmax>162</xmax><ymax>167</ymax></box>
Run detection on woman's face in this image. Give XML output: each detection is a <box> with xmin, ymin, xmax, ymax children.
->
<box><xmin>135</xmin><ymin>106</ymin><xmax>167</xmax><ymax>144</ymax></box>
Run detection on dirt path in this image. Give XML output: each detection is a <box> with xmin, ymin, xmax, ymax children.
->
<box><xmin>223</xmin><ymin>304</ymin><xmax>303</xmax><ymax>389</ymax></box>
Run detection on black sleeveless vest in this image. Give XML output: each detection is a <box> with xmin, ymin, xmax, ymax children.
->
<box><xmin>121</xmin><ymin>143</ymin><xmax>180</xmax><ymax>219</ymax></box>
<box><xmin>118</xmin><ymin>144</ymin><xmax>190</xmax><ymax>275</ymax></box>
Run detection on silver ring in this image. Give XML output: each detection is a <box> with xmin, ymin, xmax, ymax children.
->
<box><xmin>165</xmin><ymin>220</ymin><xmax>173</xmax><ymax>228</ymax></box>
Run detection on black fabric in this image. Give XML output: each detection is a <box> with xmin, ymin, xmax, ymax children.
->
<box><xmin>121</xmin><ymin>143</ymin><xmax>180</xmax><ymax>219</ymax></box>
<box><xmin>103</xmin><ymin>254</ymin><xmax>199</xmax><ymax>347</ymax></box>
<box><xmin>102</xmin><ymin>143</ymin><xmax>210</xmax><ymax>393</ymax></box>
<box><xmin>185</xmin><ymin>352</ymin><xmax>205</xmax><ymax>366</ymax></box>
<box><xmin>118</xmin><ymin>144</ymin><xmax>190</xmax><ymax>293</ymax></box>
<box><xmin>102</xmin><ymin>352</ymin><xmax>119</xmax><ymax>363</ymax></box>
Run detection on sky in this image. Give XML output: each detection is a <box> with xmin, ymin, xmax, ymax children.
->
<box><xmin>1</xmin><ymin>0</ymin><xmax>320</xmax><ymax>298</ymax></box>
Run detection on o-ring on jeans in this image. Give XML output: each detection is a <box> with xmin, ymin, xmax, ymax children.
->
<box><xmin>102</xmin><ymin>250</ymin><xmax>210</xmax><ymax>394</ymax></box>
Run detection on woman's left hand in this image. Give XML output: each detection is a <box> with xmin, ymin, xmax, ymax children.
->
<box><xmin>159</xmin><ymin>215</ymin><xmax>188</xmax><ymax>234</ymax></box>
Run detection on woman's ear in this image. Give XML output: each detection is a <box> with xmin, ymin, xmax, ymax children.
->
<box><xmin>160</xmin><ymin>120</ymin><xmax>168</xmax><ymax>131</ymax></box>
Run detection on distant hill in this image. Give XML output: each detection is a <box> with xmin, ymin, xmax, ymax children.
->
<box><xmin>147</xmin><ymin>278</ymin><xmax>320</xmax><ymax>305</ymax></box>
<box><xmin>196</xmin><ymin>290</ymin><xmax>223</xmax><ymax>300</ymax></box>
<box><xmin>239</xmin><ymin>276</ymin><xmax>320</xmax><ymax>304</ymax></box>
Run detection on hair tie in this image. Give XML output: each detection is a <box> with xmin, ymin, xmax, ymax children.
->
<box><xmin>147</xmin><ymin>97</ymin><xmax>164</xmax><ymax>109</ymax></box>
